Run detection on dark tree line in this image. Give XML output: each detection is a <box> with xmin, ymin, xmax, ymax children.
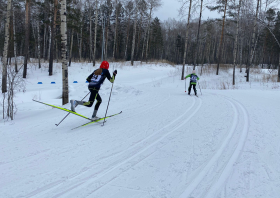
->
<box><xmin>0</xmin><ymin>0</ymin><xmax>280</xmax><ymax>80</ymax></box>
<box><xmin>1</xmin><ymin>0</ymin><xmax>280</xmax><ymax>120</ymax></box>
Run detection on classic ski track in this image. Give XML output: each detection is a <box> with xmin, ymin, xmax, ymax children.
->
<box><xmin>54</xmin><ymin>97</ymin><xmax>202</xmax><ymax>198</ymax></box>
<box><xmin>25</xmin><ymin>97</ymin><xmax>201</xmax><ymax>198</ymax></box>
<box><xmin>179</xmin><ymin>95</ymin><xmax>249</xmax><ymax>198</ymax></box>
<box><xmin>0</xmin><ymin>90</ymin><xmax>168</xmax><ymax>167</ymax></box>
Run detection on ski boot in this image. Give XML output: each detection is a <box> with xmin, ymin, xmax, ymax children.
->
<box><xmin>70</xmin><ymin>100</ymin><xmax>77</xmax><ymax>112</ymax></box>
<box><xmin>91</xmin><ymin>110</ymin><xmax>100</xmax><ymax>121</ymax></box>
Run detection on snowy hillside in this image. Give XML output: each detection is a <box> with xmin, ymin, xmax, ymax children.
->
<box><xmin>0</xmin><ymin>62</ymin><xmax>280</xmax><ymax>198</ymax></box>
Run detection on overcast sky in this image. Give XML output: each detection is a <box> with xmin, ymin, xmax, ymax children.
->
<box><xmin>154</xmin><ymin>0</ymin><xmax>220</xmax><ymax>22</ymax></box>
<box><xmin>154</xmin><ymin>0</ymin><xmax>280</xmax><ymax>22</ymax></box>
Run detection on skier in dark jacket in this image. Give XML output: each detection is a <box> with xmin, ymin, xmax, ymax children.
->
<box><xmin>70</xmin><ymin>61</ymin><xmax>117</xmax><ymax>120</ymax></box>
<box><xmin>185</xmin><ymin>70</ymin><xmax>200</xmax><ymax>95</ymax></box>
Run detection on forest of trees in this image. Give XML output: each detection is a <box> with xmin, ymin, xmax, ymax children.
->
<box><xmin>0</xmin><ymin>0</ymin><xmax>280</xmax><ymax>119</ymax></box>
<box><xmin>1</xmin><ymin>0</ymin><xmax>280</xmax><ymax>72</ymax></box>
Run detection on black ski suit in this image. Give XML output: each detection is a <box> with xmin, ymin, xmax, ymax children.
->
<box><xmin>82</xmin><ymin>68</ymin><xmax>115</xmax><ymax>110</ymax></box>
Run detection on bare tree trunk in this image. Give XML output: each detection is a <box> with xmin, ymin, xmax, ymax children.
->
<box><xmin>37</xmin><ymin>20</ymin><xmax>41</xmax><ymax>68</ymax></box>
<box><xmin>60</xmin><ymin>0</ymin><xmax>69</xmax><ymax>105</ymax></box>
<box><xmin>141</xmin><ymin>28</ymin><xmax>147</xmax><ymax>61</ymax></box>
<box><xmin>136</xmin><ymin>13</ymin><xmax>143</xmax><ymax>59</ymax></box>
<box><xmin>69</xmin><ymin>30</ymin><xmax>74</xmax><ymax>66</ymax></box>
<box><xmin>113</xmin><ymin>0</ymin><xmax>118</xmax><ymax>60</ymax></box>
<box><xmin>105</xmin><ymin>16</ymin><xmax>110</xmax><ymax>60</ymax></box>
<box><xmin>181</xmin><ymin>0</ymin><xmax>192</xmax><ymax>80</ymax></box>
<box><xmin>239</xmin><ymin>37</ymin><xmax>243</xmax><ymax>72</ymax></box>
<box><xmin>247</xmin><ymin>0</ymin><xmax>260</xmax><ymax>82</ymax></box>
<box><xmin>32</xmin><ymin>22</ymin><xmax>37</xmax><ymax>59</ymax></box>
<box><xmin>77</xmin><ymin>33</ymin><xmax>80</xmax><ymax>61</ymax></box>
<box><xmin>2</xmin><ymin>0</ymin><xmax>12</xmax><ymax>93</ymax></box>
<box><xmin>56</xmin><ymin>39</ymin><xmax>58</xmax><ymax>62</ymax></box>
<box><xmin>89</xmin><ymin>2</ymin><xmax>93</xmax><ymax>62</ymax></box>
<box><xmin>277</xmin><ymin>53</ymin><xmax>280</xmax><ymax>82</ymax></box>
<box><xmin>233</xmin><ymin>0</ymin><xmax>241</xmax><ymax>85</ymax></box>
<box><xmin>206</xmin><ymin>39</ymin><xmax>211</xmax><ymax>64</ymax></box>
<box><xmin>125</xmin><ymin>12</ymin><xmax>131</xmax><ymax>60</ymax></box>
<box><xmin>131</xmin><ymin>5</ymin><xmax>138</xmax><ymax>66</ymax></box>
<box><xmin>43</xmin><ymin>25</ymin><xmax>47</xmax><ymax>60</ymax></box>
<box><xmin>23</xmin><ymin>0</ymin><xmax>30</xmax><ymax>79</ymax></box>
<box><xmin>145</xmin><ymin>7</ymin><xmax>153</xmax><ymax>62</ymax></box>
<box><xmin>13</xmin><ymin>8</ymin><xmax>18</xmax><ymax>73</ymax></box>
<box><xmin>79</xmin><ymin>13</ymin><xmax>83</xmax><ymax>62</ymax></box>
<box><xmin>49</xmin><ymin>0</ymin><xmax>58</xmax><ymax>75</ymax></box>
<box><xmin>193</xmin><ymin>0</ymin><xmax>203</xmax><ymax>70</ymax></box>
<box><xmin>3</xmin><ymin>93</ymin><xmax>6</xmax><ymax>118</ymax></box>
<box><xmin>93</xmin><ymin>0</ymin><xmax>98</xmax><ymax>66</ymax></box>
<box><xmin>216</xmin><ymin>0</ymin><xmax>227</xmax><ymax>75</ymax></box>
<box><xmin>43</xmin><ymin>0</ymin><xmax>47</xmax><ymax>61</ymax></box>
<box><xmin>48</xmin><ymin>20</ymin><xmax>51</xmax><ymax>61</ymax></box>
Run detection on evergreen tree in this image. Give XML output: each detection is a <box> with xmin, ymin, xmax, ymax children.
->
<box><xmin>150</xmin><ymin>17</ymin><xmax>163</xmax><ymax>60</ymax></box>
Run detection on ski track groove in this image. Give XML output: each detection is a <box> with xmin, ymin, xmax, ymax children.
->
<box><xmin>5</xmin><ymin>83</ymin><xmax>171</xmax><ymax>198</ymax></box>
<box><xmin>56</xmin><ymin>97</ymin><xmax>202</xmax><ymax>198</ymax></box>
<box><xmin>25</xmin><ymin>96</ymin><xmax>201</xmax><ymax>198</ymax></box>
<box><xmin>179</xmin><ymin>95</ymin><xmax>249</xmax><ymax>198</ymax></box>
<box><xmin>0</xmin><ymin>91</ymin><xmax>169</xmax><ymax>167</ymax></box>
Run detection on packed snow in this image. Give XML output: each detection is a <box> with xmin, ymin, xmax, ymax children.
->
<box><xmin>0</xmin><ymin>61</ymin><xmax>280</xmax><ymax>198</ymax></box>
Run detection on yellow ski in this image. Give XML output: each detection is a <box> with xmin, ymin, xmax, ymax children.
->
<box><xmin>33</xmin><ymin>99</ymin><xmax>91</xmax><ymax>121</ymax></box>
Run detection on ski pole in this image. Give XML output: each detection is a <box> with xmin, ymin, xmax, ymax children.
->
<box><xmin>198</xmin><ymin>81</ymin><xmax>202</xmax><ymax>95</ymax></box>
<box><xmin>55</xmin><ymin>92</ymin><xmax>90</xmax><ymax>126</ymax></box>
<box><xmin>102</xmin><ymin>81</ymin><xmax>115</xmax><ymax>126</ymax></box>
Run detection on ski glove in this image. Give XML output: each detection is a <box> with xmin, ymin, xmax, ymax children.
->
<box><xmin>113</xmin><ymin>70</ymin><xmax>117</xmax><ymax>75</ymax></box>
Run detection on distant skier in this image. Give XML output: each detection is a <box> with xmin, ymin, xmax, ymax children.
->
<box><xmin>185</xmin><ymin>70</ymin><xmax>200</xmax><ymax>95</ymax></box>
<box><xmin>70</xmin><ymin>61</ymin><xmax>117</xmax><ymax>120</ymax></box>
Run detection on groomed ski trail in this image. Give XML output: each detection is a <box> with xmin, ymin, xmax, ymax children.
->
<box><xmin>23</xmin><ymin>97</ymin><xmax>202</xmax><ymax>198</ymax></box>
<box><xmin>179</xmin><ymin>95</ymin><xmax>249</xmax><ymax>198</ymax></box>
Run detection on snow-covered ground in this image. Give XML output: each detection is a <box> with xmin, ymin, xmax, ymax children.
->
<box><xmin>0</xmin><ymin>61</ymin><xmax>280</xmax><ymax>198</ymax></box>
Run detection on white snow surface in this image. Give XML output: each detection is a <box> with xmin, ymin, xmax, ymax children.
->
<box><xmin>0</xmin><ymin>62</ymin><xmax>280</xmax><ymax>198</ymax></box>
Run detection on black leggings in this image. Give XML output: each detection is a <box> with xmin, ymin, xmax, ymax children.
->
<box><xmin>188</xmin><ymin>84</ymin><xmax>197</xmax><ymax>95</ymax></box>
<box><xmin>83</xmin><ymin>89</ymin><xmax>102</xmax><ymax>110</ymax></box>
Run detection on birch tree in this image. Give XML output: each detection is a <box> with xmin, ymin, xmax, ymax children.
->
<box><xmin>105</xmin><ymin>0</ymin><xmax>113</xmax><ymax>60</ymax></box>
<box><xmin>180</xmin><ymin>0</ymin><xmax>193</xmax><ymax>80</ymax></box>
<box><xmin>60</xmin><ymin>0</ymin><xmax>69</xmax><ymax>105</ymax></box>
<box><xmin>2</xmin><ymin>0</ymin><xmax>12</xmax><ymax>93</ymax></box>
<box><xmin>12</xmin><ymin>7</ymin><xmax>18</xmax><ymax>73</ymax></box>
<box><xmin>78</xmin><ymin>2</ymin><xmax>83</xmax><ymax>62</ymax></box>
<box><xmin>37</xmin><ymin>21</ymin><xmax>41</xmax><ymax>69</ymax></box>
<box><xmin>247</xmin><ymin>0</ymin><xmax>260</xmax><ymax>82</ymax></box>
<box><xmin>88</xmin><ymin>1</ymin><xmax>93</xmax><ymax>62</ymax></box>
<box><xmin>113</xmin><ymin>0</ymin><xmax>119</xmax><ymax>59</ymax></box>
<box><xmin>93</xmin><ymin>0</ymin><xmax>99</xmax><ymax>66</ymax></box>
<box><xmin>124</xmin><ymin>0</ymin><xmax>133</xmax><ymax>60</ymax></box>
<box><xmin>131</xmin><ymin>0</ymin><xmax>138</xmax><ymax>66</ymax></box>
<box><xmin>233</xmin><ymin>0</ymin><xmax>242</xmax><ymax>85</ymax></box>
<box><xmin>193</xmin><ymin>0</ymin><xmax>204</xmax><ymax>70</ymax></box>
